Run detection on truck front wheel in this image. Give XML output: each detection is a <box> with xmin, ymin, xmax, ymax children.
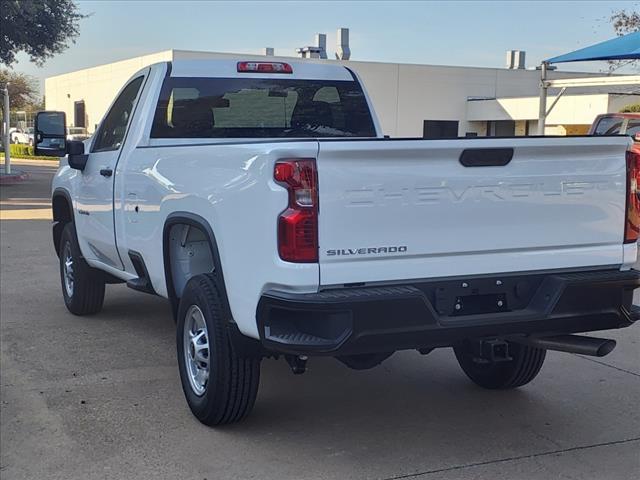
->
<box><xmin>454</xmin><ymin>340</ymin><xmax>546</xmax><ymax>389</ymax></box>
<box><xmin>176</xmin><ymin>274</ymin><xmax>261</xmax><ymax>426</ymax></box>
<box><xmin>59</xmin><ymin>222</ymin><xmax>105</xmax><ymax>315</ymax></box>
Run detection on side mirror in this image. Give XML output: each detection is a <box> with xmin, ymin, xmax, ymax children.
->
<box><xmin>66</xmin><ymin>140</ymin><xmax>88</xmax><ymax>170</ymax></box>
<box><xmin>34</xmin><ymin>111</ymin><xmax>67</xmax><ymax>157</ymax></box>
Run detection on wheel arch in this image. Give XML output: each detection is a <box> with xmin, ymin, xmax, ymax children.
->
<box><xmin>163</xmin><ymin>213</ymin><xmax>263</xmax><ymax>357</ymax></box>
<box><xmin>162</xmin><ymin>212</ymin><xmax>230</xmax><ymax>319</ymax></box>
<box><xmin>52</xmin><ymin>188</ymin><xmax>74</xmax><ymax>257</ymax></box>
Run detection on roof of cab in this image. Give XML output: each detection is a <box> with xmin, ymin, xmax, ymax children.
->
<box><xmin>168</xmin><ymin>59</ymin><xmax>354</xmax><ymax>81</ymax></box>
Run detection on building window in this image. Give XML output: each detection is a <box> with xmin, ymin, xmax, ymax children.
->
<box><xmin>423</xmin><ymin>120</ymin><xmax>459</xmax><ymax>139</ymax></box>
<box><xmin>74</xmin><ymin>100</ymin><xmax>86</xmax><ymax>128</ymax></box>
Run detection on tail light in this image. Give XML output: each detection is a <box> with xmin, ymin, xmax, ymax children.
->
<box><xmin>625</xmin><ymin>150</ymin><xmax>640</xmax><ymax>243</ymax></box>
<box><xmin>274</xmin><ymin>159</ymin><xmax>318</xmax><ymax>262</ymax></box>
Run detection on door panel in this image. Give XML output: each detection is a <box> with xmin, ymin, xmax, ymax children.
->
<box><xmin>75</xmin><ymin>150</ymin><xmax>122</xmax><ymax>268</ymax></box>
<box><xmin>75</xmin><ymin>75</ymin><xmax>145</xmax><ymax>269</ymax></box>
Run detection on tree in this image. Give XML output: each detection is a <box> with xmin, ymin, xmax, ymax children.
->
<box><xmin>0</xmin><ymin>0</ymin><xmax>85</xmax><ymax>67</ymax></box>
<box><xmin>608</xmin><ymin>9</ymin><xmax>640</xmax><ymax>71</ymax></box>
<box><xmin>0</xmin><ymin>69</ymin><xmax>40</xmax><ymax>110</ymax></box>
<box><xmin>610</xmin><ymin>9</ymin><xmax>640</xmax><ymax>35</ymax></box>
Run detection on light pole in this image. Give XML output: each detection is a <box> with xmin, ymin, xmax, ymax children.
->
<box><xmin>1</xmin><ymin>83</ymin><xmax>10</xmax><ymax>174</ymax></box>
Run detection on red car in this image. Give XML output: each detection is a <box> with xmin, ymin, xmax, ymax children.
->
<box><xmin>591</xmin><ymin>113</ymin><xmax>640</xmax><ymax>240</ymax></box>
<box><xmin>590</xmin><ymin>112</ymin><xmax>640</xmax><ymax>143</ymax></box>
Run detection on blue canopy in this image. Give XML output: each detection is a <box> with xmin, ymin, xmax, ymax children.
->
<box><xmin>546</xmin><ymin>31</ymin><xmax>640</xmax><ymax>64</ymax></box>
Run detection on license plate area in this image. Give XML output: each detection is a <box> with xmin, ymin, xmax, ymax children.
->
<box><xmin>431</xmin><ymin>274</ymin><xmax>541</xmax><ymax>318</ymax></box>
<box><xmin>451</xmin><ymin>293</ymin><xmax>508</xmax><ymax>316</ymax></box>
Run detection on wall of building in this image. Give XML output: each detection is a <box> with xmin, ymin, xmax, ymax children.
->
<box><xmin>467</xmin><ymin>93</ymin><xmax>639</xmax><ymax>135</ymax></box>
<box><xmin>609</xmin><ymin>94</ymin><xmax>640</xmax><ymax>113</ymax></box>
<box><xmin>45</xmin><ymin>51</ymin><xmax>173</xmax><ymax>132</ymax></box>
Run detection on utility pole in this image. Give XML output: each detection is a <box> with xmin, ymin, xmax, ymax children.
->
<box><xmin>537</xmin><ymin>62</ymin><xmax>548</xmax><ymax>136</ymax></box>
<box><xmin>2</xmin><ymin>83</ymin><xmax>10</xmax><ymax>174</ymax></box>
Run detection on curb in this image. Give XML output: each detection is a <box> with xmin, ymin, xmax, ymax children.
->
<box><xmin>0</xmin><ymin>169</ymin><xmax>30</xmax><ymax>185</ymax></box>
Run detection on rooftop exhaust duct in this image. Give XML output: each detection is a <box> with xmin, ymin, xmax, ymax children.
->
<box><xmin>316</xmin><ymin>34</ymin><xmax>327</xmax><ymax>59</ymax></box>
<box><xmin>335</xmin><ymin>28</ymin><xmax>351</xmax><ymax>60</ymax></box>
<box><xmin>296</xmin><ymin>33</ymin><xmax>327</xmax><ymax>59</ymax></box>
<box><xmin>506</xmin><ymin>50</ymin><xmax>526</xmax><ymax>69</ymax></box>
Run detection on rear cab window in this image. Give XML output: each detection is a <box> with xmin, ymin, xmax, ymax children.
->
<box><xmin>151</xmin><ymin>76</ymin><xmax>376</xmax><ymax>138</ymax></box>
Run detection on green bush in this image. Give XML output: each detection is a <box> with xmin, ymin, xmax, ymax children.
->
<box><xmin>620</xmin><ymin>103</ymin><xmax>640</xmax><ymax>113</ymax></box>
<box><xmin>10</xmin><ymin>144</ymin><xmax>34</xmax><ymax>156</ymax></box>
<box><xmin>0</xmin><ymin>144</ymin><xmax>58</xmax><ymax>160</ymax></box>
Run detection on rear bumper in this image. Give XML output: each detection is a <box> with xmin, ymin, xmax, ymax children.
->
<box><xmin>256</xmin><ymin>269</ymin><xmax>640</xmax><ymax>356</ymax></box>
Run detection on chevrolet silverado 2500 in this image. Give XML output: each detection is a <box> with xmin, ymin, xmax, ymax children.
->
<box><xmin>35</xmin><ymin>59</ymin><xmax>640</xmax><ymax>426</ymax></box>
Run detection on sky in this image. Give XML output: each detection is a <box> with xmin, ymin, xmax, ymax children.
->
<box><xmin>11</xmin><ymin>0</ymin><xmax>640</xmax><ymax>93</ymax></box>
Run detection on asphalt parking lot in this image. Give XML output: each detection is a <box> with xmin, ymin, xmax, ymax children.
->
<box><xmin>1</xmin><ymin>162</ymin><xmax>639</xmax><ymax>480</ymax></box>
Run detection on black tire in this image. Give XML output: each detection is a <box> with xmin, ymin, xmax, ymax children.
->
<box><xmin>176</xmin><ymin>273</ymin><xmax>260</xmax><ymax>426</ymax></box>
<box><xmin>454</xmin><ymin>340</ymin><xmax>546</xmax><ymax>389</ymax></box>
<box><xmin>59</xmin><ymin>222</ymin><xmax>105</xmax><ymax>315</ymax></box>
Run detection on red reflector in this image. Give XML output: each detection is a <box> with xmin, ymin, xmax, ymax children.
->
<box><xmin>625</xmin><ymin>150</ymin><xmax>640</xmax><ymax>243</ymax></box>
<box><xmin>274</xmin><ymin>159</ymin><xmax>318</xmax><ymax>262</ymax></box>
<box><xmin>237</xmin><ymin>62</ymin><xmax>293</xmax><ymax>74</ymax></box>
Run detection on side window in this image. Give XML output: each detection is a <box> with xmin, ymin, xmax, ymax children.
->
<box><xmin>626</xmin><ymin>120</ymin><xmax>640</xmax><ymax>137</ymax></box>
<box><xmin>593</xmin><ymin>116</ymin><xmax>624</xmax><ymax>136</ymax></box>
<box><xmin>92</xmin><ymin>76</ymin><xmax>144</xmax><ymax>152</ymax></box>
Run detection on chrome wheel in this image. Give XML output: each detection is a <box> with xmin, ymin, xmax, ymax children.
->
<box><xmin>62</xmin><ymin>241</ymin><xmax>74</xmax><ymax>298</ymax></box>
<box><xmin>183</xmin><ymin>305</ymin><xmax>210</xmax><ymax>396</ymax></box>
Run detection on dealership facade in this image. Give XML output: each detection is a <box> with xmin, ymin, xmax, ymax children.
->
<box><xmin>44</xmin><ymin>48</ymin><xmax>638</xmax><ymax>138</ymax></box>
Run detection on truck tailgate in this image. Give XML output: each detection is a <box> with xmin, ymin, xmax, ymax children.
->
<box><xmin>317</xmin><ymin>136</ymin><xmax>631</xmax><ymax>286</ymax></box>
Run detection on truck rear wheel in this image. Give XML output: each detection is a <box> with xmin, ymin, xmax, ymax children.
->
<box><xmin>59</xmin><ymin>222</ymin><xmax>105</xmax><ymax>315</ymax></box>
<box><xmin>176</xmin><ymin>273</ymin><xmax>260</xmax><ymax>426</ymax></box>
<box><xmin>454</xmin><ymin>340</ymin><xmax>546</xmax><ymax>389</ymax></box>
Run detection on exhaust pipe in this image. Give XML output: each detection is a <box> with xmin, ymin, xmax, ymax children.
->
<box><xmin>513</xmin><ymin>334</ymin><xmax>616</xmax><ymax>357</ymax></box>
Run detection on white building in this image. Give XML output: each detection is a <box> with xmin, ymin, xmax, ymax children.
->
<box><xmin>44</xmin><ymin>48</ymin><xmax>639</xmax><ymax>137</ymax></box>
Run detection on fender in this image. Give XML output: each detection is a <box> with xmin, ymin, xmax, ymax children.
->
<box><xmin>163</xmin><ymin>212</ymin><xmax>226</xmax><ymax>314</ymax></box>
<box><xmin>162</xmin><ymin>212</ymin><xmax>263</xmax><ymax>357</ymax></box>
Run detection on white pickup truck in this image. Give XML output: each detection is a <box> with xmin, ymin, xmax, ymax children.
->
<box><xmin>36</xmin><ymin>59</ymin><xmax>640</xmax><ymax>426</ymax></box>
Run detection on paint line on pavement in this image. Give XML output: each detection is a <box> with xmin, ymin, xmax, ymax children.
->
<box><xmin>0</xmin><ymin>209</ymin><xmax>53</xmax><ymax>220</ymax></box>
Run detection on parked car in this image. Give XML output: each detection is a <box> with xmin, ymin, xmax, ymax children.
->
<box><xmin>66</xmin><ymin>127</ymin><xmax>90</xmax><ymax>142</ymax></box>
<box><xmin>590</xmin><ymin>112</ymin><xmax>640</xmax><ymax>137</ymax></box>
<box><xmin>36</xmin><ymin>60</ymin><xmax>640</xmax><ymax>427</ymax></box>
<box><xmin>10</xmin><ymin>127</ymin><xmax>34</xmax><ymax>145</ymax></box>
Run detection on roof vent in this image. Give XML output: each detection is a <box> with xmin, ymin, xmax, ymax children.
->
<box><xmin>296</xmin><ymin>33</ymin><xmax>327</xmax><ymax>59</ymax></box>
<box><xmin>336</xmin><ymin>28</ymin><xmax>351</xmax><ymax>60</ymax></box>
<box><xmin>506</xmin><ymin>50</ymin><xmax>526</xmax><ymax>69</ymax></box>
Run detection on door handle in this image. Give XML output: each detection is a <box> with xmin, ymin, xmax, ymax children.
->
<box><xmin>100</xmin><ymin>168</ymin><xmax>113</xmax><ymax>177</ymax></box>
